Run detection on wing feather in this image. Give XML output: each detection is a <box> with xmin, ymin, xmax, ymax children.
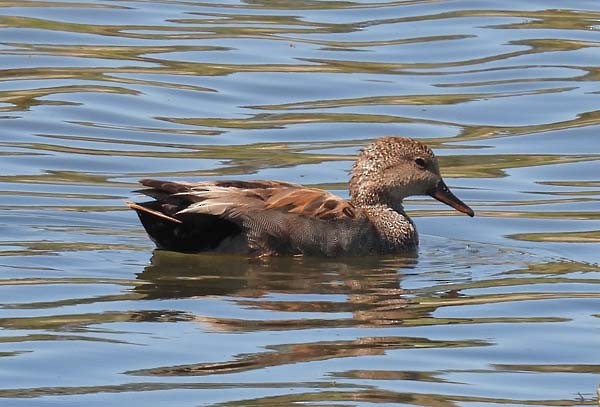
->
<box><xmin>169</xmin><ymin>182</ymin><xmax>354</xmax><ymax>221</ymax></box>
<box><xmin>266</xmin><ymin>188</ymin><xmax>355</xmax><ymax>219</ymax></box>
<box><xmin>131</xmin><ymin>178</ymin><xmax>360</xmax><ymax>255</ymax></box>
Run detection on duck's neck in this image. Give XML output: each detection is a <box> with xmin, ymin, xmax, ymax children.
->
<box><xmin>361</xmin><ymin>204</ymin><xmax>418</xmax><ymax>251</ymax></box>
<box><xmin>349</xmin><ymin>184</ymin><xmax>417</xmax><ymax>251</ymax></box>
<box><xmin>349</xmin><ymin>175</ymin><xmax>406</xmax><ymax>213</ymax></box>
<box><xmin>351</xmin><ymin>194</ymin><xmax>406</xmax><ymax>214</ymax></box>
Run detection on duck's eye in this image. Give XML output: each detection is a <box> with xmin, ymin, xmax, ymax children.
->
<box><xmin>415</xmin><ymin>157</ymin><xmax>426</xmax><ymax>168</ymax></box>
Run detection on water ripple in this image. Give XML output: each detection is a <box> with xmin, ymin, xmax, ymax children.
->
<box><xmin>0</xmin><ymin>0</ymin><xmax>599</xmax><ymax>405</ymax></box>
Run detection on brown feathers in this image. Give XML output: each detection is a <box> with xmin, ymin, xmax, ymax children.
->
<box><xmin>145</xmin><ymin>180</ymin><xmax>356</xmax><ymax>221</ymax></box>
<box><xmin>265</xmin><ymin>188</ymin><xmax>355</xmax><ymax>220</ymax></box>
<box><xmin>126</xmin><ymin>201</ymin><xmax>181</xmax><ymax>224</ymax></box>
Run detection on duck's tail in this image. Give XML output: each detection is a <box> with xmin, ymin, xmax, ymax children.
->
<box><xmin>126</xmin><ymin>183</ymin><xmax>242</xmax><ymax>253</ymax></box>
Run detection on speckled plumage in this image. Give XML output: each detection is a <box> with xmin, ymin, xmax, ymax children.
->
<box><xmin>128</xmin><ymin>136</ymin><xmax>474</xmax><ymax>256</ymax></box>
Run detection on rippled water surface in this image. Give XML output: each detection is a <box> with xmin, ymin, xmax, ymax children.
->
<box><xmin>1</xmin><ymin>0</ymin><xmax>600</xmax><ymax>405</ymax></box>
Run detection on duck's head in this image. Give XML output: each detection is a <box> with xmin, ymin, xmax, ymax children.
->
<box><xmin>349</xmin><ymin>136</ymin><xmax>474</xmax><ymax>217</ymax></box>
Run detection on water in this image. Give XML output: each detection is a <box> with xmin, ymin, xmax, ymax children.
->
<box><xmin>1</xmin><ymin>0</ymin><xmax>599</xmax><ymax>405</ymax></box>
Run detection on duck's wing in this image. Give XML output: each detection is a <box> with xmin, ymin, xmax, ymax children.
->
<box><xmin>131</xmin><ymin>179</ymin><xmax>358</xmax><ymax>255</ymax></box>
<box><xmin>174</xmin><ymin>180</ymin><xmax>356</xmax><ymax>221</ymax></box>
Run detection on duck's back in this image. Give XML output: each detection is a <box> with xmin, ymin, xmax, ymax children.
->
<box><xmin>129</xmin><ymin>179</ymin><xmax>380</xmax><ymax>256</ymax></box>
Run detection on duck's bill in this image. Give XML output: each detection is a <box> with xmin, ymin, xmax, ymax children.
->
<box><xmin>429</xmin><ymin>180</ymin><xmax>475</xmax><ymax>217</ymax></box>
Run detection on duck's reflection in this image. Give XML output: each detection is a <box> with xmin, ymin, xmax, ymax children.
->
<box><xmin>136</xmin><ymin>250</ymin><xmax>422</xmax><ymax>328</ymax></box>
<box><xmin>130</xmin><ymin>250</ymin><xmax>489</xmax><ymax>378</ymax></box>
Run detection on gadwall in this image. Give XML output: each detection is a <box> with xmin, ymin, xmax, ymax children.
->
<box><xmin>128</xmin><ymin>137</ymin><xmax>474</xmax><ymax>256</ymax></box>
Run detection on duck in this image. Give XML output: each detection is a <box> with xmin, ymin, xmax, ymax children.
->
<box><xmin>127</xmin><ymin>136</ymin><xmax>474</xmax><ymax>256</ymax></box>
